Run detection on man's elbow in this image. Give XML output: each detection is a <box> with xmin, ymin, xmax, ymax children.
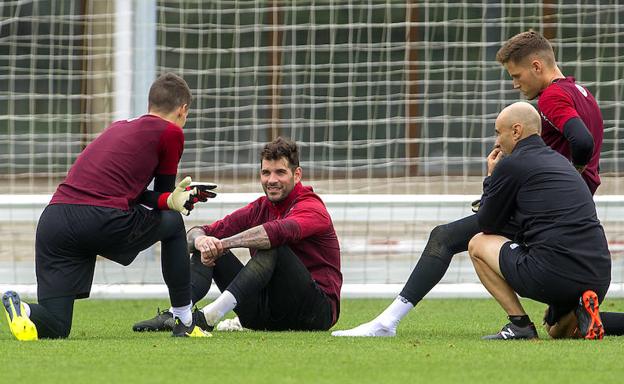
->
<box><xmin>564</xmin><ymin>118</ymin><xmax>594</xmax><ymax>165</ymax></box>
<box><xmin>476</xmin><ymin>214</ymin><xmax>497</xmax><ymax>235</ymax></box>
<box><xmin>577</xmin><ymin>135</ymin><xmax>594</xmax><ymax>164</ymax></box>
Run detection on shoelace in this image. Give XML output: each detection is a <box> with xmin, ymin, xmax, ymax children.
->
<box><xmin>156</xmin><ymin>307</ymin><xmax>172</xmax><ymax>317</ymax></box>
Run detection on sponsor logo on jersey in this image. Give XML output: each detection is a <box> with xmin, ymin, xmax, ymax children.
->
<box><xmin>575</xmin><ymin>83</ymin><xmax>588</xmax><ymax>97</ymax></box>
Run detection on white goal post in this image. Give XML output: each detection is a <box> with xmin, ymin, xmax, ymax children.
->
<box><xmin>1</xmin><ymin>194</ymin><xmax>624</xmax><ymax>298</ymax></box>
<box><xmin>2</xmin><ymin>1</ymin><xmax>624</xmax><ymax>298</ymax></box>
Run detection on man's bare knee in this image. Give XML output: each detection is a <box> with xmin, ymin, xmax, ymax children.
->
<box><xmin>468</xmin><ymin>233</ymin><xmax>484</xmax><ymax>260</ymax></box>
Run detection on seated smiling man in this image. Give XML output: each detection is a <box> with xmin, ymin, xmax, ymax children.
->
<box><xmin>134</xmin><ymin>137</ymin><xmax>342</xmax><ymax>332</ymax></box>
<box><xmin>469</xmin><ymin>101</ymin><xmax>611</xmax><ymax>340</ymax></box>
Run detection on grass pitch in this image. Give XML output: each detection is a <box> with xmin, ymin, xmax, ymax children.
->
<box><xmin>1</xmin><ymin>297</ymin><xmax>623</xmax><ymax>383</ymax></box>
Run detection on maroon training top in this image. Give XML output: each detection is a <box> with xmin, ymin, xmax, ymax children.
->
<box><xmin>202</xmin><ymin>182</ymin><xmax>343</xmax><ymax>325</ymax></box>
<box><xmin>51</xmin><ymin>114</ymin><xmax>184</xmax><ymax>210</ymax></box>
<box><xmin>538</xmin><ymin>77</ymin><xmax>603</xmax><ymax>194</ymax></box>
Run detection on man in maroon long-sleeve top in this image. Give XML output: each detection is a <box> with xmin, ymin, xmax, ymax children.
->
<box><xmin>134</xmin><ymin>137</ymin><xmax>342</xmax><ymax>331</ymax></box>
<box><xmin>2</xmin><ymin>73</ymin><xmax>214</xmax><ymax>340</ymax></box>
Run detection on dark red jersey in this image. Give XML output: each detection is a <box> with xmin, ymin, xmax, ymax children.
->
<box><xmin>202</xmin><ymin>182</ymin><xmax>343</xmax><ymax>325</ymax></box>
<box><xmin>51</xmin><ymin>114</ymin><xmax>184</xmax><ymax>210</ymax></box>
<box><xmin>538</xmin><ymin>77</ymin><xmax>603</xmax><ymax>194</ymax></box>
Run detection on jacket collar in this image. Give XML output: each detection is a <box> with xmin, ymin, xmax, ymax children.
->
<box><xmin>270</xmin><ymin>181</ymin><xmax>304</xmax><ymax>214</ymax></box>
<box><xmin>512</xmin><ymin>134</ymin><xmax>544</xmax><ymax>152</ymax></box>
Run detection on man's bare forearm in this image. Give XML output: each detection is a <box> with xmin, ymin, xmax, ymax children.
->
<box><xmin>221</xmin><ymin>225</ymin><xmax>271</xmax><ymax>250</ymax></box>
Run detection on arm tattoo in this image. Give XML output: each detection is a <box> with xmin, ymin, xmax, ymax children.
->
<box><xmin>221</xmin><ymin>225</ymin><xmax>271</xmax><ymax>250</ymax></box>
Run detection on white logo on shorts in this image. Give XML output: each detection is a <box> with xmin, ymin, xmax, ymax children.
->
<box><xmin>509</xmin><ymin>243</ymin><xmax>519</xmax><ymax>249</ymax></box>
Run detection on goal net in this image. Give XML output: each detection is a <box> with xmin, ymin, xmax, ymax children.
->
<box><xmin>1</xmin><ymin>0</ymin><xmax>623</xmax><ymax>297</ymax></box>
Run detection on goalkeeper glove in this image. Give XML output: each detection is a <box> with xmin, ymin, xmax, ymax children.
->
<box><xmin>189</xmin><ymin>182</ymin><xmax>217</xmax><ymax>202</ymax></box>
<box><xmin>182</xmin><ymin>182</ymin><xmax>218</xmax><ymax>212</ymax></box>
<box><xmin>167</xmin><ymin>176</ymin><xmax>196</xmax><ymax>216</ymax></box>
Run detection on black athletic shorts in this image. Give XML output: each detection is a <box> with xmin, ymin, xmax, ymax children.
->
<box><xmin>499</xmin><ymin>241</ymin><xmax>609</xmax><ymax>324</ymax></box>
<box><xmin>36</xmin><ymin>203</ymin><xmax>164</xmax><ymax>301</ymax></box>
<box><xmin>226</xmin><ymin>246</ymin><xmax>334</xmax><ymax>331</ymax></box>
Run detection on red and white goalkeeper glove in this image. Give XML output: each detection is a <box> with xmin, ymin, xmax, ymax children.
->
<box><xmin>182</xmin><ymin>182</ymin><xmax>218</xmax><ymax>212</ymax></box>
<box><xmin>159</xmin><ymin>177</ymin><xmax>218</xmax><ymax>216</ymax></box>
<box><xmin>188</xmin><ymin>182</ymin><xmax>217</xmax><ymax>201</ymax></box>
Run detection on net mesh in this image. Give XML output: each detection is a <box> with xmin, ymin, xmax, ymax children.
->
<box><xmin>1</xmin><ymin>0</ymin><xmax>623</xmax><ymax>292</ymax></box>
<box><xmin>2</xmin><ymin>1</ymin><xmax>623</xmax><ymax>194</ymax></box>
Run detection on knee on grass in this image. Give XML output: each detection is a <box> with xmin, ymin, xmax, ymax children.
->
<box><xmin>543</xmin><ymin>309</ymin><xmax>578</xmax><ymax>339</ymax></box>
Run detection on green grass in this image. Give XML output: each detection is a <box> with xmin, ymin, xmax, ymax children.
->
<box><xmin>2</xmin><ymin>298</ymin><xmax>624</xmax><ymax>383</ymax></box>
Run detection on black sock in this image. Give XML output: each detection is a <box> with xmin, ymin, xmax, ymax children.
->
<box><xmin>508</xmin><ymin>315</ymin><xmax>531</xmax><ymax>327</ymax></box>
<box><xmin>601</xmin><ymin>312</ymin><xmax>624</xmax><ymax>336</ymax></box>
<box><xmin>190</xmin><ymin>251</ymin><xmax>214</xmax><ymax>304</ymax></box>
<box><xmin>399</xmin><ymin>255</ymin><xmax>450</xmax><ymax>304</ymax></box>
<box><xmin>399</xmin><ymin>215</ymin><xmax>480</xmax><ymax>304</ymax></box>
<box><xmin>29</xmin><ymin>296</ymin><xmax>75</xmax><ymax>339</ymax></box>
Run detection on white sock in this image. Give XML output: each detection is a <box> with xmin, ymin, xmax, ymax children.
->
<box><xmin>375</xmin><ymin>296</ymin><xmax>414</xmax><ymax>329</ymax></box>
<box><xmin>171</xmin><ymin>302</ymin><xmax>193</xmax><ymax>326</ymax></box>
<box><xmin>202</xmin><ymin>290</ymin><xmax>237</xmax><ymax>326</ymax></box>
<box><xmin>331</xmin><ymin>296</ymin><xmax>413</xmax><ymax>337</ymax></box>
<box><xmin>168</xmin><ymin>303</ymin><xmax>194</xmax><ymax>314</ymax></box>
<box><xmin>23</xmin><ymin>302</ymin><xmax>31</xmax><ymax>317</ymax></box>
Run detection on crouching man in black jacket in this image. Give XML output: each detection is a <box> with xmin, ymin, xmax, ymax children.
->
<box><xmin>469</xmin><ymin>101</ymin><xmax>611</xmax><ymax>340</ymax></box>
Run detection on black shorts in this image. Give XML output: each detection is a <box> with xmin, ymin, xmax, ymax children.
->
<box><xmin>224</xmin><ymin>246</ymin><xmax>334</xmax><ymax>331</ymax></box>
<box><xmin>499</xmin><ymin>241</ymin><xmax>609</xmax><ymax>323</ymax></box>
<box><xmin>35</xmin><ymin>203</ymin><xmax>171</xmax><ymax>301</ymax></box>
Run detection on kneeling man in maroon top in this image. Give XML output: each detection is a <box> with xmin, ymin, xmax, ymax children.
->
<box><xmin>1</xmin><ymin>73</ymin><xmax>215</xmax><ymax>340</ymax></box>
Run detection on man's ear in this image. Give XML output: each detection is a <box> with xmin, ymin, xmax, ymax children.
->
<box><xmin>178</xmin><ymin>104</ymin><xmax>189</xmax><ymax>118</ymax></box>
<box><xmin>512</xmin><ymin>123</ymin><xmax>522</xmax><ymax>140</ymax></box>
<box><xmin>294</xmin><ymin>166</ymin><xmax>302</xmax><ymax>183</ymax></box>
<box><xmin>531</xmin><ymin>58</ymin><xmax>543</xmax><ymax>74</ymax></box>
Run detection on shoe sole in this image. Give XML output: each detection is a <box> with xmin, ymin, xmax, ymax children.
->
<box><xmin>2</xmin><ymin>291</ymin><xmax>38</xmax><ymax>341</ymax></box>
<box><xmin>132</xmin><ymin>323</ymin><xmax>173</xmax><ymax>332</ymax></box>
<box><xmin>132</xmin><ymin>326</ymin><xmax>168</xmax><ymax>332</ymax></box>
<box><xmin>578</xmin><ymin>290</ymin><xmax>604</xmax><ymax>340</ymax></box>
<box><xmin>172</xmin><ymin>325</ymin><xmax>212</xmax><ymax>338</ymax></box>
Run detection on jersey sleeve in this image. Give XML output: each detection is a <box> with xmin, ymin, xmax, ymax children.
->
<box><xmin>202</xmin><ymin>200</ymin><xmax>262</xmax><ymax>239</ymax></box>
<box><xmin>262</xmin><ymin>198</ymin><xmax>332</xmax><ymax>247</ymax></box>
<box><xmin>538</xmin><ymin>85</ymin><xmax>581</xmax><ymax>132</ymax></box>
<box><xmin>156</xmin><ymin>124</ymin><xmax>184</xmax><ymax>175</ymax></box>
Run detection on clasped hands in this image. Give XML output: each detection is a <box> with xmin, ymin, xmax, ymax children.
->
<box><xmin>191</xmin><ymin>233</ymin><xmax>224</xmax><ymax>267</ymax></box>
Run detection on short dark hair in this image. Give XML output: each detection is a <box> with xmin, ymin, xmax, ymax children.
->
<box><xmin>148</xmin><ymin>73</ymin><xmax>192</xmax><ymax>113</ymax></box>
<box><xmin>260</xmin><ymin>137</ymin><xmax>300</xmax><ymax>170</ymax></box>
<box><xmin>496</xmin><ymin>30</ymin><xmax>555</xmax><ymax>66</ymax></box>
